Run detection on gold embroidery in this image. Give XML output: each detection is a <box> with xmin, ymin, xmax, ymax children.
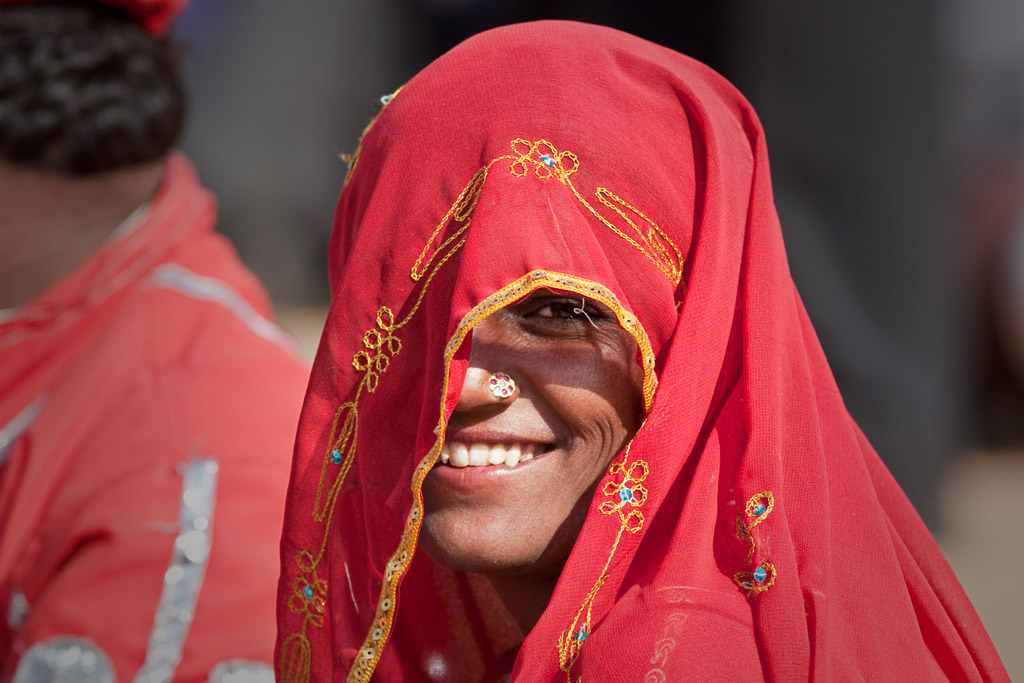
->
<box><xmin>280</xmin><ymin>239</ymin><xmax>465</xmax><ymax>683</ymax></box>
<box><xmin>509</xmin><ymin>139</ymin><xmax>682</xmax><ymax>286</ymax></box>
<box><xmin>280</xmin><ymin>553</ymin><xmax>325</xmax><ymax>683</ymax></box>
<box><xmin>734</xmin><ymin>562</ymin><xmax>777</xmax><ymax>596</ymax></box>
<box><xmin>599</xmin><ymin>459</ymin><xmax>650</xmax><ymax>530</ymax></box>
<box><xmin>347</xmin><ymin>271</ymin><xmax>658</xmax><ymax>682</ymax></box>
<box><xmin>744</xmin><ymin>490</ymin><xmax>774</xmax><ymax>526</ymax></box>
<box><xmin>733</xmin><ymin>492</ymin><xmax>776</xmax><ymax>596</ymax></box>
<box><xmin>412</xmin><ymin>165</ymin><xmax>489</xmax><ymax>282</ymax></box>
<box><xmin>340</xmin><ymin>87</ymin><xmax>402</xmax><ymax>187</ymax></box>
<box><xmin>413</xmin><ymin>138</ymin><xmax>683</xmax><ymax>288</ymax></box>
<box><xmin>557</xmin><ymin>437</ymin><xmax>650</xmax><ymax>677</ymax></box>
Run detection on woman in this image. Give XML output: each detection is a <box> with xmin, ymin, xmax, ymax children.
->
<box><xmin>276</xmin><ymin>21</ymin><xmax>1009</xmax><ymax>682</ymax></box>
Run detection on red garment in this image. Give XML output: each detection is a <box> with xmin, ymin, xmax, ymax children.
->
<box><xmin>0</xmin><ymin>154</ymin><xmax>309</xmax><ymax>682</ymax></box>
<box><xmin>0</xmin><ymin>0</ymin><xmax>187</xmax><ymax>36</ymax></box>
<box><xmin>276</xmin><ymin>21</ymin><xmax>1009</xmax><ymax>682</ymax></box>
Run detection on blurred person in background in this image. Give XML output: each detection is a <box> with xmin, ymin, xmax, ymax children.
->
<box><xmin>0</xmin><ymin>1</ymin><xmax>309</xmax><ymax>681</ymax></box>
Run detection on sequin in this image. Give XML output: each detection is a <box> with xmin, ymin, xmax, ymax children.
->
<box><xmin>753</xmin><ymin>567</ymin><xmax>767</xmax><ymax>582</ymax></box>
<box><xmin>330</xmin><ymin>449</ymin><xmax>343</xmax><ymax>465</ymax></box>
<box><xmin>7</xmin><ymin>591</ymin><xmax>29</xmax><ymax>630</ymax></box>
<box><xmin>619</xmin><ymin>487</ymin><xmax>634</xmax><ymax>502</ymax></box>
<box><xmin>541</xmin><ymin>155</ymin><xmax>556</xmax><ymax>166</ymax></box>
<box><xmin>303</xmin><ymin>584</ymin><xmax>314</xmax><ymax>600</ymax></box>
<box><xmin>206</xmin><ymin>659</ymin><xmax>274</xmax><ymax>683</ymax></box>
<box><xmin>751</xmin><ymin>503</ymin><xmax>767</xmax><ymax>516</ymax></box>
<box><xmin>12</xmin><ymin>637</ymin><xmax>115</xmax><ymax>683</ymax></box>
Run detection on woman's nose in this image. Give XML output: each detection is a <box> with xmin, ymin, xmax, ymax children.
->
<box><xmin>455</xmin><ymin>322</ymin><xmax>520</xmax><ymax>411</ymax></box>
<box><xmin>455</xmin><ymin>366</ymin><xmax>519</xmax><ymax>411</ymax></box>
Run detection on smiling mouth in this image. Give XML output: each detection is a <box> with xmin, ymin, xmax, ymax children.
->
<box><xmin>438</xmin><ymin>441</ymin><xmax>554</xmax><ymax>468</ymax></box>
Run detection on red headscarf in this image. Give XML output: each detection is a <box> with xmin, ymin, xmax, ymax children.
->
<box><xmin>276</xmin><ymin>21</ymin><xmax>1008</xmax><ymax>682</ymax></box>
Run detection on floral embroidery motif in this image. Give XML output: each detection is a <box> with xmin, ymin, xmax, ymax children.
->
<box><xmin>733</xmin><ymin>491</ymin><xmax>776</xmax><ymax>596</ymax></box>
<box><xmin>287</xmin><ymin>552</ymin><xmax>327</xmax><ymax>629</ymax></box>
<box><xmin>599</xmin><ymin>459</ymin><xmax>650</xmax><ymax>532</ymax></box>
<box><xmin>351</xmin><ymin>307</ymin><xmax>402</xmax><ymax>394</ymax></box>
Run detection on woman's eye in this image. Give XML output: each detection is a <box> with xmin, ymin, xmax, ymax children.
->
<box><xmin>534</xmin><ymin>301</ymin><xmax>585</xmax><ymax>319</ymax></box>
<box><xmin>519</xmin><ymin>297</ymin><xmax>610</xmax><ymax>325</ymax></box>
<box><xmin>506</xmin><ymin>295</ymin><xmax>620</xmax><ymax>341</ymax></box>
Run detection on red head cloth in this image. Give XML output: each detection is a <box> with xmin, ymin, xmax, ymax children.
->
<box><xmin>0</xmin><ymin>0</ymin><xmax>186</xmax><ymax>36</ymax></box>
<box><xmin>276</xmin><ymin>21</ymin><xmax>1009</xmax><ymax>683</ymax></box>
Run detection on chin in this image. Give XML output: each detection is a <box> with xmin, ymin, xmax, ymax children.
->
<box><xmin>419</xmin><ymin>509</ymin><xmax>578</xmax><ymax>578</ymax></box>
<box><xmin>419</xmin><ymin>514</ymin><xmax>541</xmax><ymax>575</ymax></box>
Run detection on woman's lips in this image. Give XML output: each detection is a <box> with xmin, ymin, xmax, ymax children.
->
<box><xmin>438</xmin><ymin>441</ymin><xmax>552</xmax><ymax>468</ymax></box>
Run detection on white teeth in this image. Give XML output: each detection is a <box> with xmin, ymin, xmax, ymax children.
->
<box><xmin>437</xmin><ymin>442</ymin><xmax>545</xmax><ymax>468</ymax></box>
<box><xmin>450</xmin><ymin>443</ymin><xmax>470</xmax><ymax>467</ymax></box>
<box><xmin>488</xmin><ymin>444</ymin><xmax>507</xmax><ymax>465</ymax></box>
<box><xmin>469</xmin><ymin>443</ymin><xmax>491</xmax><ymax>466</ymax></box>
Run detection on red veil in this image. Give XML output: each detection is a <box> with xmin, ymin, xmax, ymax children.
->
<box><xmin>276</xmin><ymin>21</ymin><xmax>1008</xmax><ymax>682</ymax></box>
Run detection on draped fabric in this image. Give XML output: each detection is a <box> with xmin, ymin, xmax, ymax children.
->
<box><xmin>276</xmin><ymin>21</ymin><xmax>1008</xmax><ymax>682</ymax></box>
<box><xmin>0</xmin><ymin>154</ymin><xmax>308</xmax><ymax>681</ymax></box>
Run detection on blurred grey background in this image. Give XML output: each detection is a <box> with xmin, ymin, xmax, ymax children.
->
<box><xmin>173</xmin><ymin>1</ymin><xmax>1023</xmax><ymax>675</ymax></box>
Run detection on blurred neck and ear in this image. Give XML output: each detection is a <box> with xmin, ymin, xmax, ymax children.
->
<box><xmin>0</xmin><ymin>160</ymin><xmax>164</xmax><ymax>309</ymax></box>
<box><xmin>0</xmin><ymin>1</ymin><xmax>184</xmax><ymax>309</ymax></box>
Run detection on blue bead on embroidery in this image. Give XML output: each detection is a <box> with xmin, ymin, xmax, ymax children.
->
<box><xmin>541</xmin><ymin>155</ymin><xmax>556</xmax><ymax>167</ymax></box>
<box><xmin>574</xmin><ymin>629</ymin><xmax>587</xmax><ymax>642</ymax></box>
<box><xmin>618</xmin><ymin>487</ymin><xmax>634</xmax><ymax>502</ymax></box>
<box><xmin>753</xmin><ymin>567</ymin><xmax>767</xmax><ymax>582</ymax></box>
<box><xmin>303</xmin><ymin>584</ymin><xmax>314</xmax><ymax>600</ymax></box>
<box><xmin>330</xmin><ymin>450</ymin><xmax>343</xmax><ymax>465</ymax></box>
<box><xmin>740</xmin><ymin>581</ymin><xmax>753</xmax><ymax>589</ymax></box>
<box><xmin>751</xmin><ymin>503</ymin><xmax>767</xmax><ymax>516</ymax></box>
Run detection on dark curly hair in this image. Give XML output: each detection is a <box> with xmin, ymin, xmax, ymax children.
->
<box><xmin>0</xmin><ymin>1</ymin><xmax>185</xmax><ymax>175</ymax></box>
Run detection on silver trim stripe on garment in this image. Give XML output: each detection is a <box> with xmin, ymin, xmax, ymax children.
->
<box><xmin>146</xmin><ymin>264</ymin><xmax>300</xmax><ymax>359</ymax></box>
<box><xmin>0</xmin><ymin>395</ymin><xmax>46</xmax><ymax>469</ymax></box>
<box><xmin>133</xmin><ymin>459</ymin><xmax>219</xmax><ymax>683</ymax></box>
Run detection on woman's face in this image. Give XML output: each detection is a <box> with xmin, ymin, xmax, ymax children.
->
<box><xmin>421</xmin><ymin>289</ymin><xmax>644</xmax><ymax>581</ymax></box>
